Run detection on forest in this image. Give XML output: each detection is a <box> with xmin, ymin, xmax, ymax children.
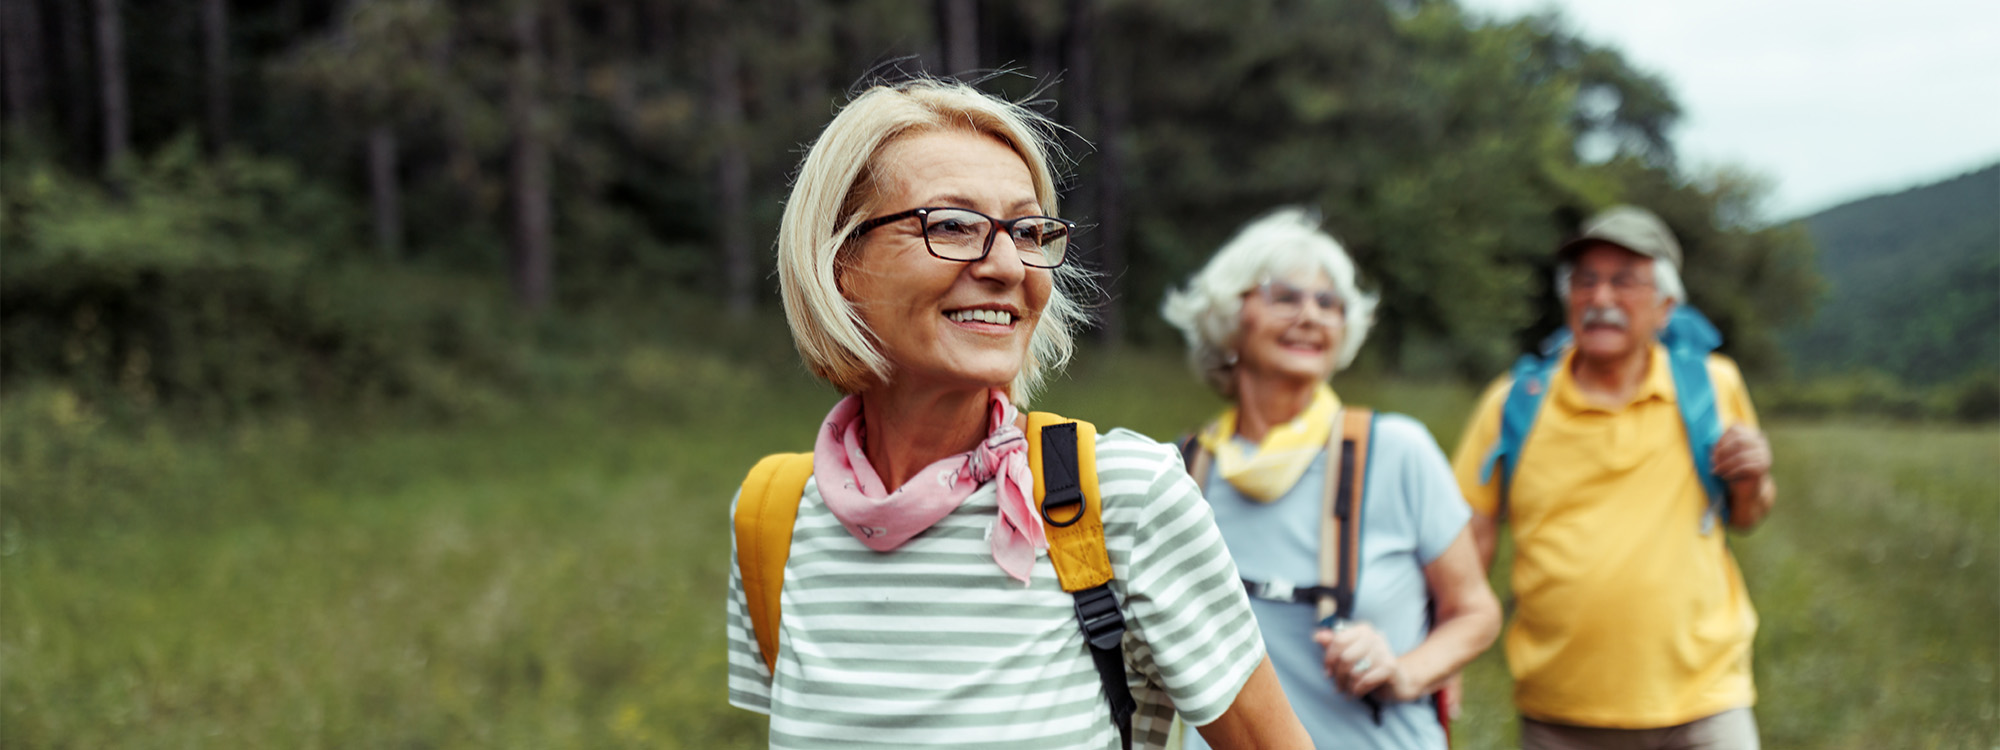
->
<box><xmin>0</xmin><ymin>0</ymin><xmax>1832</xmax><ymax>419</ymax></box>
<box><xmin>1787</xmin><ymin>164</ymin><xmax>1999</xmax><ymax>388</ymax></box>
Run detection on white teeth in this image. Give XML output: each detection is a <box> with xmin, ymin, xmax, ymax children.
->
<box><xmin>948</xmin><ymin>309</ymin><xmax>1013</xmax><ymax>325</ymax></box>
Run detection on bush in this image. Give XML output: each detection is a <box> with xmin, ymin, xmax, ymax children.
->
<box><xmin>1</xmin><ymin>137</ymin><xmax>527</xmax><ymax>420</ymax></box>
<box><xmin>1761</xmin><ymin>368</ymin><xmax>2000</xmax><ymax>423</ymax></box>
<box><xmin>1943</xmin><ymin>369</ymin><xmax>2000</xmax><ymax>422</ymax></box>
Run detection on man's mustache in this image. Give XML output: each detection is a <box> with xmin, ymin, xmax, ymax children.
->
<box><xmin>1580</xmin><ymin>306</ymin><xmax>1628</xmax><ymax>329</ymax></box>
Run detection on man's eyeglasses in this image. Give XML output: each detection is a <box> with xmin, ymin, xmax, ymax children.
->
<box><xmin>1571</xmin><ymin>272</ymin><xmax>1655</xmax><ymax>297</ymax></box>
<box><xmin>1253</xmin><ymin>280</ymin><xmax>1344</xmax><ymax>320</ymax></box>
<box><xmin>852</xmin><ymin>207</ymin><xmax>1074</xmax><ymax>269</ymax></box>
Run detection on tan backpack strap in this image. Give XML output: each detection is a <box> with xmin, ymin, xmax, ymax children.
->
<box><xmin>1316</xmin><ymin>407</ymin><xmax>1375</xmax><ymax>624</ymax></box>
<box><xmin>734</xmin><ymin>452</ymin><xmax>814</xmax><ymax>675</ymax></box>
<box><xmin>1181</xmin><ymin>428</ymin><xmax>1213</xmax><ymax>489</ymax></box>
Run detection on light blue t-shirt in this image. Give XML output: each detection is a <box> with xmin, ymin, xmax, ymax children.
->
<box><xmin>1185</xmin><ymin>412</ymin><xmax>1471</xmax><ymax>750</ymax></box>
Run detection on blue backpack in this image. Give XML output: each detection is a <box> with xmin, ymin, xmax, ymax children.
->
<box><xmin>1478</xmin><ymin>306</ymin><xmax>1732</xmax><ymax>534</ymax></box>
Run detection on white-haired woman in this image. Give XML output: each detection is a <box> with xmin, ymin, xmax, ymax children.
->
<box><xmin>724</xmin><ymin>78</ymin><xmax>1308</xmax><ymax>749</ymax></box>
<box><xmin>1162</xmin><ymin>208</ymin><xmax>1500</xmax><ymax>750</ymax></box>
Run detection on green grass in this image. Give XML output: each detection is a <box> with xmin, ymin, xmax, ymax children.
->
<box><xmin>4</xmin><ymin>347</ymin><xmax>1995</xmax><ymax>748</ymax></box>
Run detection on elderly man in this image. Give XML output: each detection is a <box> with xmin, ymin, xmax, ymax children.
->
<box><xmin>1450</xmin><ymin>205</ymin><xmax>1777</xmax><ymax>749</ymax></box>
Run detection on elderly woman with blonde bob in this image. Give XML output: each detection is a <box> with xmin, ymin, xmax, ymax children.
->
<box><xmin>724</xmin><ymin>78</ymin><xmax>1308</xmax><ymax>749</ymax></box>
<box><xmin>1163</xmin><ymin>208</ymin><xmax>1500</xmax><ymax>750</ymax></box>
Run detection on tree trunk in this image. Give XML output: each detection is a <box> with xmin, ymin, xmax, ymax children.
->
<box><xmin>937</xmin><ymin>0</ymin><xmax>977</xmax><ymax>76</ymax></box>
<box><xmin>1061</xmin><ymin>0</ymin><xmax>1108</xmax><ymax>338</ymax></box>
<box><xmin>1060</xmin><ymin>0</ymin><xmax>1097</xmax><ymax>191</ymax></box>
<box><xmin>507</xmin><ymin>1</ymin><xmax>553</xmax><ymax>311</ymax></box>
<box><xmin>367</xmin><ymin>124</ymin><xmax>403</xmax><ymax>259</ymax></box>
<box><xmin>1028</xmin><ymin>16</ymin><xmax>1057</xmax><ymax>88</ymax></box>
<box><xmin>200</xmin><ymin>0</ymin><xmax>228</xmax><ymax>154</ymax></box>
<box><xmin>1</xmin><ymin>0</ymin><xmax>46</xmax><ymax>132</ymax></box>
<box><xmin>1094</xmin><ymin>45</ymin><xmax>1130</xmax><ymax>344</ymax></box>
<box><xmin>708</xmin><ymin>35</ymin><xmax>752</xmax><ymax>318</ymax></box>
<box><xmin>785</xmin><ymin>0</ymin><xmax>825</xmax><ymax>126</ymax></box>
<box><xmin>92</xmin><ymin>0</ymin><xmax>128</xmax><ymax>167</ymax></box>
<box><xmin>57</xmin><ymin>0</ymin><xmax>91</xmax><ymax>151</ymax></box>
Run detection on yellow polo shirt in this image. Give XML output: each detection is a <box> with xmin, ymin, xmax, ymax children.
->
<box><xmin>1451</xmin><ymin>344</ymin><xmax>1759</xmax><ymax>728</ymax></box>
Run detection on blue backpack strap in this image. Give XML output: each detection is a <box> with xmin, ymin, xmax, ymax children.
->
<box><xmin>1660</xmin><ymin>306</ymin><xmax>1730</xmax><ymax>534</ymax></box>
<box><xmin>1479</xmin><ymin>347</ymin><xmax>1561</xmax><ymax>520</ymax></box>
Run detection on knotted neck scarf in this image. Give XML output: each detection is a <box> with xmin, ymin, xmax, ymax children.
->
<box><xmin>1194</xmin><ymin>382</ymin><xmax>1341</xmax><ymax>502</ymax></box>
<box><xmin>812</xmin><ymin>389</ymin><xmax>1048</xmax><ymax>584</ymax></box>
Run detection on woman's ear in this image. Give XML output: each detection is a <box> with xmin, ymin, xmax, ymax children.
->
<box><xmin>832</xmin><ymin>243</ymin><xmax>855</xmax><ymax>297</ymax></box>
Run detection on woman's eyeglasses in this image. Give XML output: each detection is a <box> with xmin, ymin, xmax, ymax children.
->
<box><xmin>1254</xmin><ymin>280</ymin><xmax>1344</xmax><ymax>320</ymax></box>
<box><xmin>852</xmin><ymin>207</ymin><xmax>1074</xmax><ymax>269</ymax></box>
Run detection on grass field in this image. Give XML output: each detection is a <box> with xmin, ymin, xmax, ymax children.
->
<box><xmin>4</xmin><ymin>347</ymin><xmax>1995</xmax><ymax>748</ymax></box>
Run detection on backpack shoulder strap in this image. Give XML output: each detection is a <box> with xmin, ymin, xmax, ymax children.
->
<box><xmin>734</xmin><ymin>452</ymin><xmax>815</xmax><ymax>676</ymax></box>
<box><xmin>1177</xmin><ymin>428</ymin><xmax>1213</xmax><ymax>488</ymax></box>
<box><xmin>1027</xmin><ymin>411</ymin><xmax>1135</xmax><ymax>750</ymax></box>
<box><xmin>1662</xmin><ymin>308</ymin><xmax>1729</xmax><ymax>533</ymax></box>
<box><xmin>1671</xmin><ymin>353</ymin><xmax>1727</xmax><ymax>534</ymax></box>
<box><xmin>1480</xmin><ymin>352</ymin><xmax>1558</xmax><ymax>522</ymax></box>
<box><xmin>1322</xmin><ymin>406</ymin><xmax>1384</xmax><ymax>725</ymax></box>
<box><xmin>1027</xmin><ymin>412</ymin><xmax>1112</xmax><ymax>591</ymax></box>
<box><xmin>1319</xmin><ymin>407</ymin><xmax>1375</xmax><ymax>625</ymax></box>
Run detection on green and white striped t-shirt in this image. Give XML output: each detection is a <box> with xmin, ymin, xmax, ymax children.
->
<box><xmin>727</xmin><ymin>427</ymin><xmax>1266</xmax><ymax>749</ymax></box>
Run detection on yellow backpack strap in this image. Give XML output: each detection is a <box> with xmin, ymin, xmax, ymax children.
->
<box><xmin>1027</xmin><ymin>411</ymin><xmax>1135</xmax><ymax>750</ymax></box>
<box><xmin>1027</xmin><ymin>412</ymin><xmax>1111</xmax><ymax>591</ymax></box>
<box><xmin>734</xmin><ymin>452</ymin><xmax>815</xmax><ymax>676</ymax></box>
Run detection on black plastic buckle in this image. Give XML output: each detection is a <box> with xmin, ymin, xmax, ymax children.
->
<box><xmin>1072</xmin><ymin>584</ymin><xmax>1126</xmax><ymax>650</ymax></box>
<box><xmin>1242</xmin><ymin>578</ymin><xmax>1342</xmax><ymax>605</ymax></box>
<box><xmin>1039</xmin><ymin>422</ymin><xmax>1085</xmax><ymax>527</ymax></box>
<box><xmin>1041</xmin><ymin>485</ymin><xmax>1084</xmax><ymax>527</ymax></box>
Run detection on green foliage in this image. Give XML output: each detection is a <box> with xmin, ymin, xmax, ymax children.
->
<box><xmin>1786</xmin><ymin>164</ymin><xmax>2000</xmax><ymax>385</ymax></box>
<box><xmin>7</xmin><ymin>0</ymin><xmax>1835</xmax><ymax>393</ymax></box>
<box><xmin>0</xmin><ymin>138</ymin><xmax>525</xmax><ymax>419</ymax></box>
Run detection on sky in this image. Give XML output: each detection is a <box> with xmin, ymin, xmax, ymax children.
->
<box><xmin>1456</xmin><ymin>0</ymin><xmax>2000</xmax><ymax>221</ymax></box>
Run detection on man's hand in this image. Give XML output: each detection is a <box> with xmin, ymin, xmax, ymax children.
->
<box><xmin>1712</xmin><ymin>424</ymin><xmax>1776</xmax><ymax>529</ymax></box>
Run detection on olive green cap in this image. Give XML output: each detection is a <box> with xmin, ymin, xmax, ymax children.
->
<box><xmin>1557</xmin><ymin>205</ymin><xmax>1683</xmax><ymax>270</ymax></box>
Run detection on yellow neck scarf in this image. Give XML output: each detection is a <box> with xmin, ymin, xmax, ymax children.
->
<box><xmin>1195</xmin><ymin>383</ymin><xmax>1341</xmax><ymax>503</ymax></box>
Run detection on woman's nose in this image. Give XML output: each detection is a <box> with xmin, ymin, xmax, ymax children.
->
<box><xmin>968</xmin><ymin>231</ymin><xmax>1029</xmax><ymax>284</ymax></box>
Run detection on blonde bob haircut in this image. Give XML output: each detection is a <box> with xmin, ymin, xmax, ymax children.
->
<box><xmin>1160</xmin><ymin>207</ymin><xmax>1379</xmax><ymax>399</ymax></box>
<box><xmin>777</xmin><ymin>77</ymin><xmax>1090</xmax><ymax>405</ymax></box>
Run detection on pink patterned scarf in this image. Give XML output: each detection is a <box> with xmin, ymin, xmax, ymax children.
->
<box><xmin>812</xmin><ymin>390</ymin><xmax>1048</xmax><ymax>584</ymax></box>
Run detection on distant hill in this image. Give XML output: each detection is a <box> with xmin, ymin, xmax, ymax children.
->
<box><xmin>1784</xmin><ymin>164</ymin><xmax>2000</xmax><ymax>385</ymax></box>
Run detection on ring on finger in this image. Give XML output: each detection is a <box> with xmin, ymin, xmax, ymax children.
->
<box><xmin>1353</xmin><ymin>656</ymin><xmax>1372</xmax><ymax>673</ymax></box>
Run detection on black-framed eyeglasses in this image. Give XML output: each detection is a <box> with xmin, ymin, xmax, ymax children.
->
<box><xmin>852</xmin><ymin>207</ymin><xmax>1074</xmax><ymax>269</ymax></box>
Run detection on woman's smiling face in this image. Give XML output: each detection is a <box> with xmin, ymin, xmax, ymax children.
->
<box><xmin>839</xmin><ymin>129</ymin><xmax>1053</xmax><ymax>395</ymax></box>
<box><xmin>1234</xmin><ymin>268</ymin><xmax>1345</xmax><ymax>387</ymax></box>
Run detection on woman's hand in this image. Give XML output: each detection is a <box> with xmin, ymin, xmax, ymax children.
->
<box><xmin>1438</xmin><ymin>673</ymin><xmax>1464</xmax><ymax>720</ymax></box>
<box><xmin>1314</xmin><ymin>621</ymin><xmax>1422</xmax><ymax>702</ymax></box>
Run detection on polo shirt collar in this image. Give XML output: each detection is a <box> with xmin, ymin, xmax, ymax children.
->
<box><xmin>1551</xmin><ymin>342</ymin><xmax>1674</xmax><ymax>413</ymax></box>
